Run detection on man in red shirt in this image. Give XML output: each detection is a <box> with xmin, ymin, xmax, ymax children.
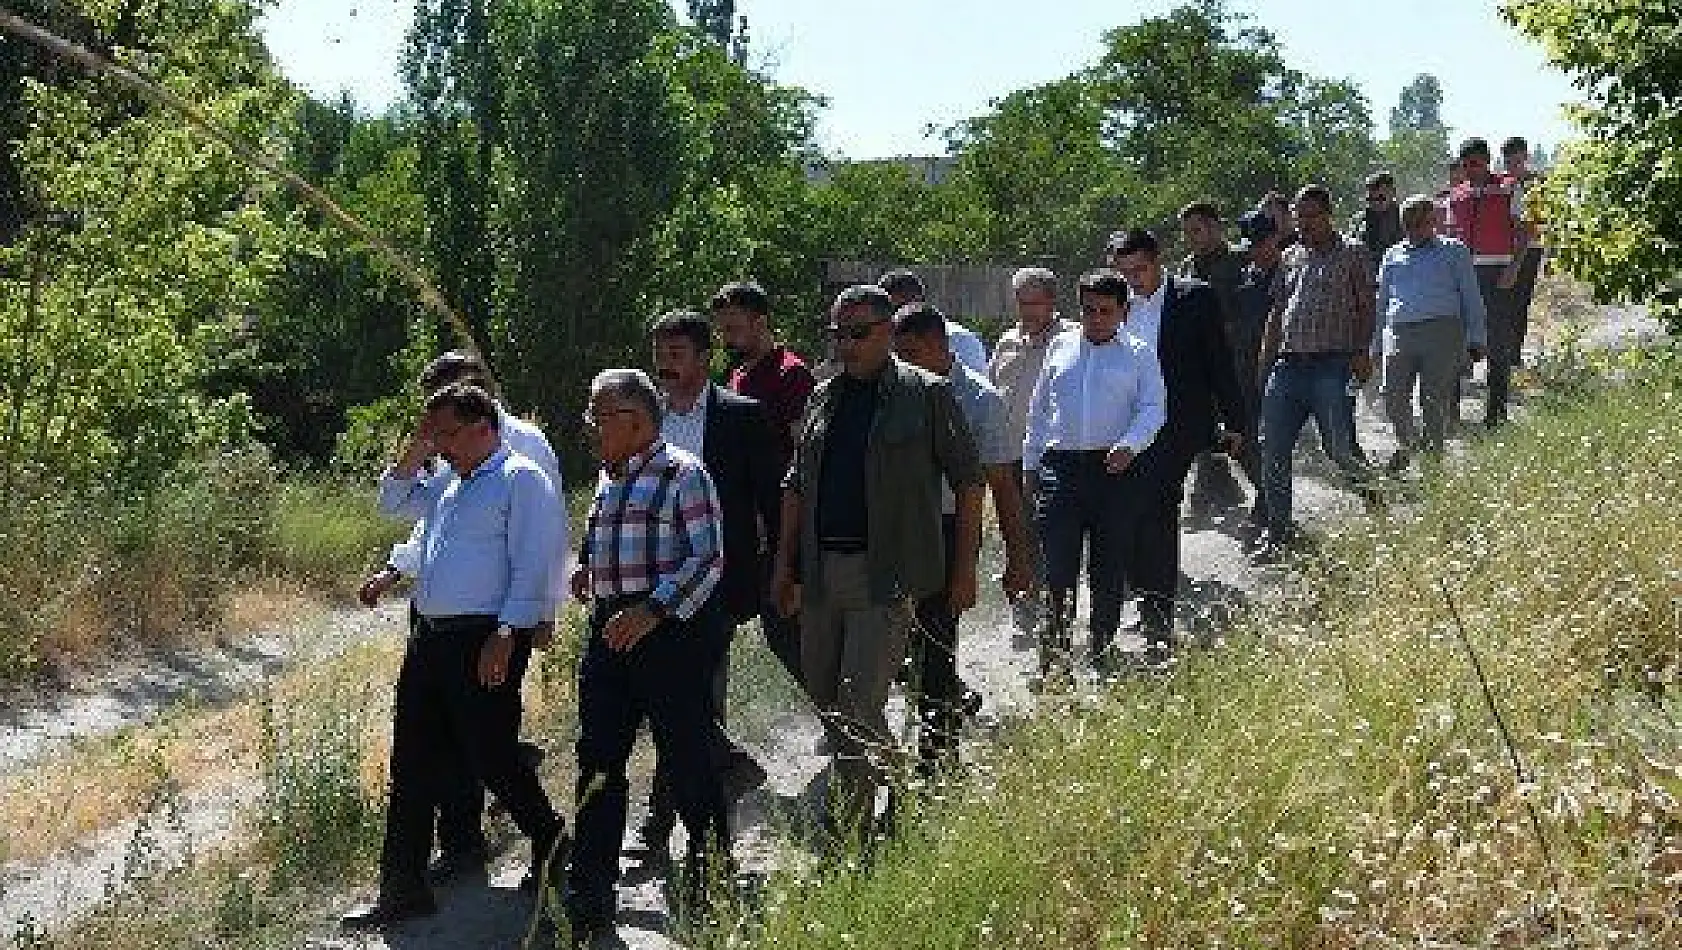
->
<box><xmin>710</xmin><ymin>281</ymin><xmax>816</xmax><ymax>686</ymax></box>
<box><xmin>1446</xmin><ymin>137</ymin><xmax>1529</xmax><ymax>428</ymax></box>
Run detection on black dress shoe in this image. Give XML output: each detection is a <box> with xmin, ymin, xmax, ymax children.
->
<box><xmin>428</xmin><ymin>846</ymin><xmax>490</xmax><ymax>886</ymax></box>
<box><xmin>339</xmin><ymin>891</ymin><xmax>437</xmax><ymax>930</ymax></box>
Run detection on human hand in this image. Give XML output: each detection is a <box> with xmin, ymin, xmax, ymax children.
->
<box><xmin>1218</xmin><ymin>430</ymin><xmax>1244</xmax><ymax>456</ymax></box>
<box><xmin>531</xmin><ymin>619</ymin><xmax>555</xmax><ymax>650</ymax></box>
<box><xmin>1496</xmin><ymin>265</ymin><xmax>1519</xmax><ymax>290</ymax></box>
<box><xmin>477</xmin><ymin>633</ymin><xmax>515</xmax><ymax>688</ymax></box>
<box><xmin>570</xmin><ymin>565</ymin><xmax>590</xmax><ymax>602</ymax></box>
<box><xmin>1000</xmin><ymin>556</ymin><xmax>1035</xmax><ymax>601</ymax></box>
<box><xmin>947</xmin><ymin>571</ymin><xmax>979</xmax><ymax>614</ymax></box>
<box><xmin>773</xmin><ymin>572</ymin><xmax>802</xmax><ymax>619</ymax></box>
<box><xmin>357</xmin><ymin>567</ymin><xmax>400</xmax><ymax>608</ymax></box>
<box><xmin>603</xmin><ymin>605</ymin><xmax>659</xmax><ymax>652</ymax></box>
<box><xmin>1351</xmin><ymin>352</ymin><xmax>1374</xmax><ymax>385</ymax></box>
<box><xmin>1104</xmin><ymin>446</ymin><xmax>1134</xmax><ymax>474</ymax></box>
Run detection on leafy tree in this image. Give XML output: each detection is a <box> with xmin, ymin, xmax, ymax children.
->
<box><xmin>1382</xmin><ymin>73</ymin><xmax>1452</xmax><ymax>198</ymax></box>
<box><xmin>0</xmin><ymin>0</ymin><xmax>299</xmax><ymax>493</ymax></box>
<box><xmin>686</xmin><ymin>0</ymin><xmax>735</xmax><ymax>48</ymax></box>
<box><xmin>1503</xmin><ymin>0</ymin><xmax>1682</xmax><ymax>328</ymax></box>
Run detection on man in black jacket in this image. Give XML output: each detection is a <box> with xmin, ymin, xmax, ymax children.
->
<box><xmin>1105</xmin><ymin>229</ymin><xmax>1247</xmax><ymax>665</ymax></box>
<box><xmin>637</xmin><ymin>310</ymin><xmax>783</xmax><ymax>861</ymax></box>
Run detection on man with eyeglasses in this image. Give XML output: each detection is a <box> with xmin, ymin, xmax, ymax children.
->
<box><xmin>770</xmin><ymin>284</ymin><xmax>983</xmax><ymax>841</ymax></box>
<box><xmin>566</xmin><ymin>368</ymin><xmax>729</xmax><ymax>941</ymax></box>
<box><xmin>345</xmin><ymin>383</ymin><xmax>567</xmax><ymax>930</ymax></box>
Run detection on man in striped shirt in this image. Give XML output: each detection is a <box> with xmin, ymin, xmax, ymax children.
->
<box><xmin>565</xmin><ymin>368</ymin><xmax>728</xmax><ymax>939</ymax></box>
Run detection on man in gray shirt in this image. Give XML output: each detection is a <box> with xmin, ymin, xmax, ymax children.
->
<box><xmin>892</xmin><ymin>302</ymin><xmax>1033</xmax><ymax>773</ymax></box>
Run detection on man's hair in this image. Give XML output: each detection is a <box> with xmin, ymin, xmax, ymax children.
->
<box><xmin>1260</xmin><ymin>190</ymin><xmax>1290</xmax><ymax>211</ymax></box>
<box><xmin>891</xmin><ymin>301</ymin><xmax>949</xmax><ymax>339</ymax></box>
<box><xmin>1400</xmin><ymin>195</ymin><xmax>1436</xmax><ymax>228</ymax></box>
<box><xmin>1294</xmin><ymin>184</ymin><xmax>1334</xmax><ymax>213</ymax></box>
<box><xmin>1078</xmin><ymin>269</ymin><xmax>1131</xmax><ymax>302</ymax></box>
<box><xmin>708</xmin><ymin>280</ymin><xmax>770</xmax><ymax>316</ymax></box>
<box><xmin>1105</xmin><ymin>228</ymin><xmax>1161</xmax><ymax>259</ymax></box>
<box><xmin>1178</xmin><ymin>199</ymin><xmax>1222</xmax><ymax>223</ymax></box>
<box><xmin>876</xmin><ymin>269</ymin><xmax>925</xmax><ymax>300</ymax></box>
<box><xmin>1365</xmin><ymin>171</ymin><xmax>1396</xmax><ymax>190</ymax></box>
<box><xmin>419</xmin><ymin>350</ymin><xmax>489</xmax><ymax>393</ymax></box>
<box><xmin>590</xmin><ymin>368</ymin><xmax>663</xmax><ymax>427</ymax></box>
<box><xmin>830</xmin><ymin>284</ymin><xmax>896</xmax><ymax>320</ymax></box>
<box><xmin>1458</xmin><ymin>137</ymin><xmax>1491</xmax><ymax>161</ymax></box>
<box><xmin>1501</xmin><ymin>135</ymin><xmax>1529</xmax><ymax>157</ymax></box>
<box><xmin>424</xmin><ymin>382</ymin><xmax>500</xmax><ymax>429</ymax></box>
<box><xmin>648</xmin><ymin>309</ymin><xmax>714</xmax><ymax>353</ymax></box>
<box><xmin>1011</xmin><ymin>266</ymin><xmax>1058</xmax><ymax>296</ymax></box>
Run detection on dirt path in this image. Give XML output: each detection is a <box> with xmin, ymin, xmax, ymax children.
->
<box><xmin>6</xmin><ymin>303</ymin><xmax>1662</xmax><ymax>948</ymax></box>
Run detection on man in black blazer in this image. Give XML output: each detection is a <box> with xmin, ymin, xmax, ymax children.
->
<box><xmin>1105</xmin><ymin>229</ymin><xmax>1247</xmax><ymax>665</ymax></box>
<box><xmin>638</xmin><ymin>310</ymin><xmax>784</xmax><ymax>859</ymax></box>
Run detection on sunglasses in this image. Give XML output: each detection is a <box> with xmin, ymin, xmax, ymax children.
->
<box><xmin>826</xmin><ymin>318</ymin><xmax>887</xmax><ymax>341</ymax></box>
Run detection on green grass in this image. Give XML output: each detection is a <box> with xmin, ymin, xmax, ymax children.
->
<box><xmin>734</xmin><ymin>348</ymin><xmax>1682</xmax><ymax>949</ymax></box>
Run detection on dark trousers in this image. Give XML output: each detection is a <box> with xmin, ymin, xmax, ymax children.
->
<box><xmin>1477</xmin><ymin>263</ymin><xmax>1524</xmax><ymax>425</ymax></box>
<box><xmin>1123</xmin><ymin>451</ymin><xmax>1193</xmax><ymax>646</ymax></box>
<box><xmin>911</xmin><ymin>516</ymin><xmax>965</xmax><ymax>766</ymax></box>
<box><xmin>568</xmin><ymin>599</ymin><xmax>728</xmax><ymax>927</ymax></box>
<box><xmin>645</xmin><ymin>603</ymin><xmax>749</xmax><ymax>837</ymax></box>
<box><xmin>378</xmin><ymin>615</ymin><xmax>562</xmax><ymax>899</ymax></box>
<box><xmin>1035</xmin><ymin>450</ymin><xmax>1134</xmax><ymax>652</ymax></box>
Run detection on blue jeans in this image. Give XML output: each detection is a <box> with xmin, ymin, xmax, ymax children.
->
<box><xmin>1260</xmin><ymin>354</ymin><xmax>1369</xmax><ymax>536</ymax></box>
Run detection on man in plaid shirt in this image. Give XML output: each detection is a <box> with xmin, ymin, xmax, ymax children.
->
<box><xmin>564</xmin><ymin>367</ymin><xmax>728</xmax><ymax>940</ymax></box>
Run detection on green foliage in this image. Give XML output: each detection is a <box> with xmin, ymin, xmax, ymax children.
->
<box><xmin>264</xmin><ymin>478</ymin><xmax>406</xmax><ymax>593</ymax></box>
<box><xmin>1503</xmin><ymin>0</ymin><xmax>1682</xmax><ymax>328</ymax></box>
<box><xmin>1381</xmin><ymin>74</ymin><xmax>1452</xmax><ymax>198</ymax></box>
<box><xmin>739</xmin><ymin>356</ymin><xmax>1682</xmax><ymax>948</ymax></box>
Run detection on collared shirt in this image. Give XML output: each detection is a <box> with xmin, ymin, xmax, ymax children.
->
<box><xmin>1272</xmin><ymin>237</ymin><xmax>1377</xmax><ymax>355</ymax></box>
<box><xmin>386</xmin><ymin>407</ymin><xmax>569</xmax><ymax>617</ymax></box>
<box><xmin>1374</xmin><ymin>236</ymin><xmax>1488</xmax><ymax>351</ymax></box>
<box><xmin>989</xmin><ymin>317</ymin><xmax>1079</xmax><ymax>460</ymax></box>
<box><xmin>581</xmin><ymin>440</ymin><xmax>723</xmax><ymax>621</ymax></box>
<box><xmin>1021</xmin><ymin>329</ymin><xmax>1167</xmax><ymax>471</ymax></box>
<box><xmin>947</xmin><ymin>320</ymin><xmax>989</xmax><ymax>375</ymax></box>
<box><xmin>729</xmin><ymin>344</ymin><xmax>815</xmax><ymax>467</ymax></box>
<box><xmin>378</xmin><ymin>445</ymin><xmax>562</xmax><ymax>628</ymax></box>
<box><xmin>660</xmin><ymin>384</ymin><xmax>710</xmax><ymax>457</ymax></box>
<box><xmin>942</xmin><ymin>362</ymin><xmax>1011</xmax><ymax>513</ymax></box>
<box><xmin>1127</xmin><ymin>279</ymin><xmax>1168</xmax><ymax>349</ymax></box>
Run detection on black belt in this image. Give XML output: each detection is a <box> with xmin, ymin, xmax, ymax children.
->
<box><xmin>817</xmin><ymin>537</ymin><xmax>867</xmax><ymax>553</ymax></box>
<box><xmin>1042</xmin><ymin>448</ymin><xmax>1111</xmax><ymax>460</ymax></box>
<box><xmin>411</xmin><ymin>611</ymin><xmax>498</xmax><ymax>635</ymax></box>
<box><xmin>1276</xmin><ymin>350</ymin><xmax>1353</xmax><ymax>363</ymax></box>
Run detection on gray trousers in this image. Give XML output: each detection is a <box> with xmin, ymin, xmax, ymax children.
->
<box><xmin>801</xmin><ymin>551</ymin><xmax>913</xmax><ymax>829</ymax></box>
<box><xmin>1380</xmin><ymin>317</ymin><xmax>1466</xmax><ymax>453</ymax></box>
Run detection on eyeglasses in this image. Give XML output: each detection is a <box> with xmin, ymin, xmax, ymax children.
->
<box><xmin>581</xmin><ymin>408</ymin><xmax>637</xmax><ymax>429</ymax></box>
<box><xmin>826</xmin><ymin>319</ymin><xmax>887</xmax><ymax>341</ymax></box>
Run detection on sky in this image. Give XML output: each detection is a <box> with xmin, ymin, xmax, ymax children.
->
<box><xmin>259</xmin><ymin>0</ymin><xmax>1581</xmax><ymax>159</ymax></box>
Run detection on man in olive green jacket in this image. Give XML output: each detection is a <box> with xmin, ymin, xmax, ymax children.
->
<box><xmin>771</xmin><ymin>284</ymin><xmax>983</xmax><ymax>838</ymax></box>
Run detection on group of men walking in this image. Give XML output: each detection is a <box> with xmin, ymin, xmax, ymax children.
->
<box><xmin>341</xmin><ymin>133</ymin><xmax>1543</xmax><ymax>942</ymax></box>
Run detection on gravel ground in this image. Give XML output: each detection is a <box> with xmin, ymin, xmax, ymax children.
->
<box><xmin>4</xmin><ymin>303</ymin><xmax>1665</xmax><ymax>949</ymax></box>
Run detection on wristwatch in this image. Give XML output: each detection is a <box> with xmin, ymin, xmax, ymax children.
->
<box><xmin>494</xmin><ymin>623</ymin><xmax>515</xmax><ymax>640</ymax></box>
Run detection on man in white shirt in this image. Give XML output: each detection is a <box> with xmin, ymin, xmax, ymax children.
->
<box><xmin>1021</xmin><ymin>269</ymin><xmax>1166</xmax><ymax>682</ymax></box>
<box><xmin>878</xmin><ymin>268</ymin><xmax>990</xmax><ymax>374</ymax></box>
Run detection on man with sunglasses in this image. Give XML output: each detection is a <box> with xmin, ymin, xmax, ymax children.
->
<box><xmin>345</xmin><ymin>383</ymin><xmax>567</xmax><ymax>930</ymax></box>
<box><xmin>771</xmin><ymin>284</ymin><xmax>983</xmax><ymax>841</ymax></box>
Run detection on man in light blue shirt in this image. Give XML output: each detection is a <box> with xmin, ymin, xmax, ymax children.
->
<box><xmin>344</xmin><ymin>383</ymin><xmax>566</xmax><ymax>930</ymax></box>
<box><xmin>893</xmin><ymin>302</ymin><xmax>1033</xmax><ymax>770</ymax></box>
<box><xmin>1373</xmin><ymin>195</ymin><xmax>1488</xmax><ymax>466</ymax></box>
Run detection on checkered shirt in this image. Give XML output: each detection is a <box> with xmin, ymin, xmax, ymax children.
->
<box><xmin>582</xmin><ymin>440</ymin><xmax>723</xmax><ymax>621</ymax></box>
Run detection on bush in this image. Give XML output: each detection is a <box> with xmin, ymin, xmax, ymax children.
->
<box><xmin>265</xmin><ymin>477</ymin><xmax>406</xmax><ymax>594</ymax></box>
<box><xmin>737</xmin><ymin>359</ymin><xmax>1682</xmax><ymax>948</ymax></box>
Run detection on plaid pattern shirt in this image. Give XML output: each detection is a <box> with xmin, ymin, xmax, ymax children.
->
<box><xmin>582</xmin><ymin>440</ymin><xmax>723</xmax><ymax>621</ymax></box>
<box><xmin>1272</xmin><ymin>236</ymin><xmax>1377</xmax><ymax>355</ymax></box>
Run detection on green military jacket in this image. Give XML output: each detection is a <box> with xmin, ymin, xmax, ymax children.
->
<box><xmin>786</xmin><ymin>356</ymin><xmax>982</xmax><ymax>604</ymax></box>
